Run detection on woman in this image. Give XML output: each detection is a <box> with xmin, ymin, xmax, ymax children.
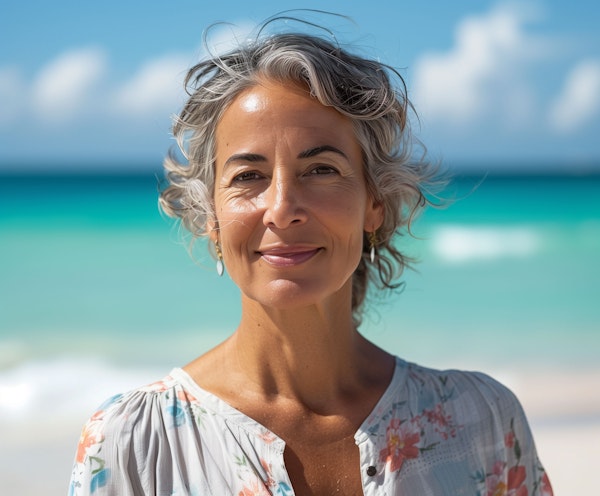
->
<box><xmin>70</xmin><ymin>26</ymin><xmax>553</xmax><ymax>496</ymax></box>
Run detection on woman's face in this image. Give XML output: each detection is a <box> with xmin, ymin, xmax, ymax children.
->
<box><xmin>212</xmin><ymin>79</ymin><xmax>383</xmax><ymax>310</ymax></box>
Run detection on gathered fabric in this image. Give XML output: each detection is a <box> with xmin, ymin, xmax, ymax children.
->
<box><xmin>69</xmin><ymin>357</ymin><xmax>552</xmax><ymax>496</ymax></box>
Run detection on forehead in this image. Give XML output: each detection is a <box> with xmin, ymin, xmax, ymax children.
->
<box><xmin>215</xmin><ymin>79</ymin><xmax>359</xmax><ymax>154</ymax></box>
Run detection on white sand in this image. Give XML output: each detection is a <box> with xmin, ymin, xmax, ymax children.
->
<box><xmin>535</xmin><ymin>422</ymin><xmax>600</xmax><ymax>495</ymax></box>
<box><xmin>504</xmin><ymin>368</ymin><xmax>600</xmax><ymax>495</ymax></box>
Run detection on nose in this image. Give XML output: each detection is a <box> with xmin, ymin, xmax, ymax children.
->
<box><xmin>262</xmin><ymin>173</ymin><xmax>307</xmax><ymax>229</ymax></box>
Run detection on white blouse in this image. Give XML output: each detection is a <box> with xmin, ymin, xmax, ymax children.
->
<box><xmin>69</xmin><ymin>357</ymin><xmax>553</xmax><ymax>495</ymax></box>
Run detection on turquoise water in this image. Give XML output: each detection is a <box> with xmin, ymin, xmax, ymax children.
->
<box><xmin>1</xmin><ymin>172</ymin><xmax>599</xmax><ymax>371</ymax></box>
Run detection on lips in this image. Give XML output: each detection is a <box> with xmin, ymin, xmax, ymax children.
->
<box><xmin>258</xmin><ymin>247</ymin><xmax>321</xmax><ymax>267</ymax></box>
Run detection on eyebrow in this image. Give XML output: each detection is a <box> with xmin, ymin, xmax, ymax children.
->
<box><xmin>297</xmin><ymin>145</ymin><xmax>348</xmax><ymax>160</ymax></box>
<box><xmin>223</xmin><ymin>145</ymin><xmax>348</xmax><ymax>167</ymax></box>
<box><xmin>224</xmin><ymin>153</ymin><xmax>267</xmax><ymax>166</ymax></box>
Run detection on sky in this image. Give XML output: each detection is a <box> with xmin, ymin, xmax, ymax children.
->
<box><xmin>1</xmin><ymin>0</ymin><xmax>599</xmax><ymax>173</ymax></box>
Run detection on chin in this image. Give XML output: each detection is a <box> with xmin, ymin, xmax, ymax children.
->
<box><xmin>244</xmin><ymin>278</ymin><xmax>351</xmax><ymax>310</ymax></box>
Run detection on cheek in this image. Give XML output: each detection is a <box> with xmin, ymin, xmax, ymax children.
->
<box><xmin>214</xmin><ymin>199</ymin><xmax>263</xmax><ymax>256</ymax></box>
<box><xmin>215</xmin><ymin>191</ymin><xmax>261</xmax><ymax>217</ymax></box>
<box><xmin>321</xmin><ymin>192</ymin><xmax>368</xmax><ymax>228</ymax></box>
<box><xmin>214</xmin><ymin>196</ymin><xmax>256</xmax><ymax>233</ymax></box>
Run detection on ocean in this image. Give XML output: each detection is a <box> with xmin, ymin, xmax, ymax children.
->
<box><xmin>2</xmin><ymin>171</ymin><xmax>598</xmax><ymax>368</ymax></box>
<box><xmin>1</xmin><ymin>170</ymin><xmax>599</xmax><ymax>493</ymax></box>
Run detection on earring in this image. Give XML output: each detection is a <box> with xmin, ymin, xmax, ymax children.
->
<box><xmin>215</xmin><ymin>242</ymin><xmax>224</xmax><ymax>276</ymax></box>
<box><xmin>368</xmin><ymin>231</ymin><xmax>377</xmax><ymax>263</ymax></box>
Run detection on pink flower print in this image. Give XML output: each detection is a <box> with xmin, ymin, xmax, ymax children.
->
<box><xmin>141</xmin><ymin>379</ymin><xmax>171</xmax><ymax>393</ymax></box>
<box><xmin>488</xmin><ymin>481</ymin><xmax>508</xmax><ymax>496</ymax></box>
<box><xmin>379</xmin><ymin>418</ymin><xmax>421</xmax><ymax>472</ymax></box>
<box><xmin>75</xmin><ymin>423</ymin><xmax>104</xmax><ymax>464</ymax></box>
<box><xmin>540</xmin><ymin>471</ymin><xmax>553</xmax><ymax>496</ymax></box>
<box><xmin>260</xmin><ymin>458</ymin><xmax>276</xmax><ymax>488</ymax></box>
<box><xmin>238</xmin><ymin>478</ymin><xmax>270</xmax><ymax>496</ymax></box>
<box><xmin>258</xmin><ymin>429</ymin><xmax>278</xmax><ymax>445</ymax></box>
<box><xmin>507</xmin><ymin>465</ymin><xmax>528</xmax><ymax>496</ymax></box>
<box><xmin>485</xmin><ymin>461</ymin><xmax>507</xmax><ymax>496</ymax></box>
<box><xmin>75</xmin><ymin>412</ymin><xmax>104</xmax><ymax>463</ymax></box>
<box><xmin>505</xmin><ymin>431</ymin><xmax>515</xmax><ymax>449</ymax></box>
<box><xmin>423</xmin><ymin>403</ymin><xmax>460</xmax><ymax>440</ymax></box>
<box><xmin>258</xmin><ymin>458</ymin><xmax>292</xmax><ymax>495</ymax></box>
<box><xmin>177</xmin><ymin>389</ymin><xmax>198</xmax><ymax>404</ymax></box>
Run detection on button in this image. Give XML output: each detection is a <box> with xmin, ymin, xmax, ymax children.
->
<box><xmin>366</xmin><ymin>466</ymin><xmax>377</xmax><ymax>477</ymax></box>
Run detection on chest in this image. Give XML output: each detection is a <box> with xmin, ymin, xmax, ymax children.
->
<box><xmin>240</xmin><ymin>399</ymin><xmax>376</xmax><ymax>495</ymax></box>
<box><xmin>177</xmin><ymin>398</ymin><xmax>497</xmax><ymax>496</ymax></box>
<box><xmin>283</xmin><ymin>434</ymin><xmax>364</xmax><ymax>496</ymax></box>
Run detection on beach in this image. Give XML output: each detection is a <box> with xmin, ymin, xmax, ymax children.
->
<box><xmin>1</xmin><ymin>172</ymin><xmax>599</xmax><ymax>494</ymax></box>
<box><xmin>510</xmin><ymin>369</ymin><xmax>600</xmax><ymax>494</ymax></box>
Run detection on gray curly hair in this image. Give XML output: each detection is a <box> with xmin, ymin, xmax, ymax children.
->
<box><xmin>159</xmin><ymin>28</ymin><xmax>439</xmax><ymax>322</ymax></box>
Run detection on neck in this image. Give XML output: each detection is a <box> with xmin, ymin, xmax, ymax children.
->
<box><xmin>228</xmin><ymin>291</ymin><xmax>385</xmax><ymax>412</ymax></box>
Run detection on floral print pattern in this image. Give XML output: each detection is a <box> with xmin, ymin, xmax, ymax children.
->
<box><xmin>69</xmin><ymin>358</ymin><xmax>552</xmax><ymax>495</ymax></box>
<box><xmin>236</xmin><ymin>458</ymin><xmax>293</xmax><ymax>496</ymax></box>
<box><xmin>472</xmin><ymin>418</ymin><xmax>554</xmax><ymax>496</ymax></box>
<box><xmin>379</xmin><ymin>417</ymin><xmax>422</xmax><ymax>472</ymax></box>
<box><xmin>70</xmin><ymin>395</ymin><xmax>122</xmax><ymax>495</ymax></box>
<box><xmin>377</xmin><ymin>395</ymin><xmax>464</xmax><ymax>474</ymax></box>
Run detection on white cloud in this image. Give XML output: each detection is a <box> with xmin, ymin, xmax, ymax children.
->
<box><xmin>112</xmin><ymin>54</ymin><xmax>190</xmax><ymax>117</ymax></box>
<box><xmin>3</xmin><ymin>22</ymin><xmax>253</xmax><ymax>129</ymax></box>
<box><xmin>548</xmin><ymin>59</ymin><xmax>600</xmax><ymax>133</ymax></box>
<box><xmin>111</xmin><ymin>22</ymin><xmax>254</xmax><ymax>119</ymax></box>
<box><xmin>0</xmin><ymin>66</ymin><xmax>25</xmax><ymax>126</ymax></box>
<box><xmin>412</xmin><ymin>2</ymin><xmax>544</xmax><ymax>125</ymax></box>
<box><xmin>31</xmin><ymin>47</ymin><xmax>107</xmax><ymax>123</ymax></box>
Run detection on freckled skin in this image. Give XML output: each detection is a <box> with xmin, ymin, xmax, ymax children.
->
<box><xmin>212</xmin><ymin>79</ymin><xmax>383</xmax><ymax>311</ymax></box>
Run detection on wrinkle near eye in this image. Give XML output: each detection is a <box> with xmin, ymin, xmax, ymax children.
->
<box><xmin>306</xmin><ymin>166</ymin><xmax>336</xmax><ymax>176</ymax></box>
<box><xmin>232</xmin><ymin>171</ymin><xmax>263</xmax><ymax>182</ymax></box>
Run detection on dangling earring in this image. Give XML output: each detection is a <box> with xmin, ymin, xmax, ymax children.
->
<box><xmin>215</xmin><ymin>242</ymin><xmax>224</xmax><ymax>276</ymax></box>
<box><xmin>368</xmin><ymin>231</ymin><xmax>377</xmax><ymax>263</ymax></box>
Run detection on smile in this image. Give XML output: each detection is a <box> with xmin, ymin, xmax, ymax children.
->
<box><xmin>258</xmin><ymin>247</ymin><xmax>321</xmax><ymax>267</ymax></box>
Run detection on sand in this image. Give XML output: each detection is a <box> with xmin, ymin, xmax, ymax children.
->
<box><xmin>505</xmin><ymin>369</ymin><xmax>600</xmax><ymax>495</ymax></box>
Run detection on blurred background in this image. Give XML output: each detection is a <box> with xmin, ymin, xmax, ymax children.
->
<box><xmin>1</xmin><ymin>1</ymin><xmax>599</xmax><ymax>494</ymax></box>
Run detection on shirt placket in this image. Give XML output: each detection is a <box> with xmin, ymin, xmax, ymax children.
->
<box><xmin>356</xmin><ymin>435</ymin><xmax>386</xmax><ymax>496</ymax></box>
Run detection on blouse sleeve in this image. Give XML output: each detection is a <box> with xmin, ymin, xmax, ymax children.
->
<box><xmin>68</xmin><ymin>386</ymin><xmax>174</xmax><ymax>496</ymax></box>
<box><xmin>69</xmin><ymin>392</ymin><xmax>136</xmax><ymax>496</ymax></box>
<box><xmin>468</xmin><ymin>371</ymin><xmax>554</xmax><ymax>496</ymax></box>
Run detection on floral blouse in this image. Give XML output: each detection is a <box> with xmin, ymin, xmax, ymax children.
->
<box><xmin>69</xmin><ymin>357</ymin><xmax>553</xmax><ymax>495</ymax></box>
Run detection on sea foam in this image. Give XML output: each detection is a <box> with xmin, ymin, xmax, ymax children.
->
<box><xmin>0</xmin><ymin>357</ymin><xmax>162</xmax><ymax>427</ymax></box>
<box><xmin>430</xmin><ymin>224</ymin><xmax>541</xmax><ymax>263</ymax></box>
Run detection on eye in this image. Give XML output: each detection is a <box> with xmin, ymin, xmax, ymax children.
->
<box><xmin>232</xmin><ymin>171</ymin><xmax>263</xmax><ymax>182</ymax></box>
<box><xmin>308</xmin><ymin>165</ymin><xmax>338</xmax><ymax>175</ymax></box>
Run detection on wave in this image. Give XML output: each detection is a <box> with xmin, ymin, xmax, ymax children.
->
<box><xmin>0</xmin><ymin>357</ymin><xmax>163</xmax><ymax>426</ymax></box>
<box><xmin>0</xmin><ymin>357</ymin><xmax>166</xmax><ymax>495</ymax></box>
<box><xmin>430</xmin><ymin>224</ymin><xmax>541</xmax><ymax>263</ymax></box>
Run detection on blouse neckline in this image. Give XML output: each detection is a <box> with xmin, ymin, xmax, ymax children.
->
<box><xmin>169</xmin><ymin>356</ymin><xmax>407</xmax><ymax>445</ymax></box>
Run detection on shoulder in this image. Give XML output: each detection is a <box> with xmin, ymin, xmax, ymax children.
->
<box><xmin>78</xmin><ymin>371</ymin><xmax>206</xmax><ymax>446</ymax></box>
<box><xmin>80</xmin><ymin>373</ymin><xmax>191</xmax><ymax>436</ymax></box>
<box><xmin>393</xmin><ymin>358</ymin><xmax>530</xmax><ymax>435</ymax></box>
<box><xmin>400</xmin><ymin>359</ymin><xmax>541</xmax><ymax>452</ymax></box>
<box><xmin>69</xmin><ymin>373</ymin><xmax>201</xmax><ymax>495</ymax></box>
<box><xmin>70</xmin><ymin>370</ymin><xmax>289</xmax><ymax>495</ymax></box>
<box><xmin>399</xmin><ymin>362</ymin><xmax>553</xmax><ymax>494</ymax></box>
<box><xmin>378</xmin><ymin>359</ymin><xmax>552</xmax><ymax>494</ymax></box>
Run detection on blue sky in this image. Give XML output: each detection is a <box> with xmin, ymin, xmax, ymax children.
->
<box><xmin>1</xmin><ymin>0</ymin><xmax>599</xmax><ymax>172</ymax></box>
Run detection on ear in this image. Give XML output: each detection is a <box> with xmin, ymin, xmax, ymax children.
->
<box><xmin>365</xmin><ymin>197</ymin><xmax>384</xmax><ymax>233</ymax></box>
<box><xmin>206</xmin><ymin>218</ymin><xmax>219</xmax><ymax>243</ymax></box>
